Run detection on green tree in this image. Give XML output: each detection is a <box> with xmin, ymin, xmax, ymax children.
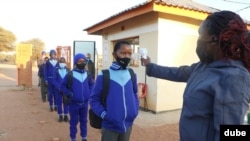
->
<box><xmin>0</xmin><ymin>26</ymin><xmax>16</xmax><ymax>52</ymax></box>
<box><xmin>21</xmin><ymin>38</ymin><xmax>45</xmax><ymax>62</ymax></box>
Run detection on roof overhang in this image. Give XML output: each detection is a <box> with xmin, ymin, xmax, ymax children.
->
<box><xmin>83</xmin><ymin>1</ymin><xmax>215</xmax><ymax>35</ymax></box>
<box><xmin>83</xmin><ymin>0</ymin><xmax>250</xmax><ymax>35</ymax></box>
<box><xmin>83</xmin><ymin>2</ymin><xmax>154</xmax><ymax>35</ymax></box>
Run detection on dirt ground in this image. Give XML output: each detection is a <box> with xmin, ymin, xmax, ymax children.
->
<box><xmin>0</xmin><ymin>64</ymin><xmax>179</xmax><ymax>141</ymax></box>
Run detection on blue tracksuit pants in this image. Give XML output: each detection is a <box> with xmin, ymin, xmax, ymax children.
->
<box><xmin>56</xmin><ymin>91</ymin><xmax>69</xmax><ymax>115</ymax></box>
<box><xmin>69</xmin><ymin>102</ymin><xmax>88</xmax><ymax>140</ymax></box>
<box><xmin>47</xmin><ymin>79</ymin><xmax>57</xmax><ymax>109</ymax></box>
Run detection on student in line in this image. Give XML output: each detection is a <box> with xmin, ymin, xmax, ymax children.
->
<box><xmin>44</xmin><ymin>49</ymin><xmax>59</xmax><ymax>112</ymax></box>
<box><xmin>53</xmin><ymin>57</ymin><xmax>70</xmax><ymax>122</ymax></box>
<box><xmin>90</xmin><ymin>40</ymin><xmax>139</xmax><ymax>141</ymax></box>
<box><xmin>60</xmin><ymin>53</ymin><xmax>95</xmax><ymax>141</ymax></box>
<box><xmin>38</xmin><ymin>56</ymin><xmax>49</xmax><ymax>102</ymax></box>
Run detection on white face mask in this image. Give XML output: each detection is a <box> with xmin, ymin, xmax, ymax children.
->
<box><xmin>59</xmin><ymin>63</ymin><xmax>66</xmax><ymax>68</ymax></box>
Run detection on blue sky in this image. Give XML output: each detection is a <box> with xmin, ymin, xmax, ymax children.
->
<box><xmin>0</xmin><ymin>0</ymin><xmax>249</xmax><ymax>52</ymax></box>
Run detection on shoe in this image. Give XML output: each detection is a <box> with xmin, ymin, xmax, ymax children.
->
<box><xmin>58</xmin><ymin>115</ymin><xmax>63</xmax><ymax>122</ymax></box>
<box><xmin>54</xmin><ymin>107</ymin><xmax>57</xmax><ymax>111</ymax></box>
<box><xmin>50</xmin><ymin>107</ymin><xmax>53</xmax><ymax>112</ymax></box>
<box><xmin>64</xmin><ymin>115</ymin><xmax>69</xmax><ymax>122</ymax></box>
<box><xmin>82</xmin><ymin>139</ymin><xmax>87</xmax><ymax>141</ymax></box>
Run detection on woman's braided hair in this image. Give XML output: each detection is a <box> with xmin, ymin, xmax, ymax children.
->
<box><xmin>203</xmin><ymin>10</ymin><xmax>250</xmax><ymax>71</ymax></box>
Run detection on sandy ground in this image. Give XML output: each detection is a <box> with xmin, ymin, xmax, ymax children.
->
<box><xmin>0</xmin><ymin>64</ymin><xmax>179</xmax><ymax>141</ymax></box>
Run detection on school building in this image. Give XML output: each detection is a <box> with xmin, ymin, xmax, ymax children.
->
<box><xmin>84</xmin><ymin>0</ymin><xmax>250</xmax><ymax>113</ymax></box>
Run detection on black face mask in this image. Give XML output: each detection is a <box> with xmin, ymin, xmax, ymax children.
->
<box><xmin>76</xmin><ymin>63</ymin><xmax>86</xmax><ymax>70</ymax></box>
<box><xmin>116</xmin><ymin>57</ymin><xmax>131</xmax><ymax>69</ymax></box>
<box><xmin>196</xmin><ymin>40</ymin><xmax>215</xmax><ymax>63</ymax></box>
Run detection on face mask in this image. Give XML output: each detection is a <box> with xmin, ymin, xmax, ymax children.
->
<box><xmin>116</xmin><ymin>57</ymin><xmax>131</xmax><ymax>69</ymax></box>
<box><xmin>76</xmin><ymin>63</ymin><xmax>86</xmax><ymax>70</ymax></box>
<box><xmin>196</xmin><ymin>40</ymin><xmax>214</xmax><ymax>63</ymax></box>
<box><xmin>59</xmin><ymin>63</ymin><xmax>66</xmax><ymax>68</ymax></box>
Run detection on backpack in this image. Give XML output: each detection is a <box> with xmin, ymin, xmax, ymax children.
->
<box><xmin>63</xmin><ymin>71</ymin><xmax>73</xmax><ymax>104</ymax></box>
<box><xmin>89</xmin><ymin>68</ymin><xmax>135</xmax><ymax>129</ymax></box>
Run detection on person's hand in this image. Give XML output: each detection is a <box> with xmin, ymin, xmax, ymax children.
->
<box><xmin>140</xmin><ymin>56</ymin><xmax>151</xmax><ymax>66</ymax></box>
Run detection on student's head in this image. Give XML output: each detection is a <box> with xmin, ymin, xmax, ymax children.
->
<box><xmin>196</xmin><ymin>10</ymin><xmax>250</xmax><ymax>69</ymax></box>
<box><xmin>112</xmin><ymin>40</ymin><xmax>132</xmax><ymax>69</ymax></box>
<box><xmin>74</xmin><ymin>53</ymin><xmax>87</xmax><ymax>70</ymax></box>
<box><xmin>41</xmin><ymin>51</ymin><xmax>46</xmax><ymax>56</ymax></box>
<box><xmin>43</xmin><ymin>56</ymin><xmax>49</xmax><ymax>63</ymax></box>
<box><xmin>44</xmin><ymin>56</ymin><xmax>49</xmax><ymax>61</ymax></box>
<box><xmin>41</xmin><ymin>51</ymin><xmax>46</xmax><ymax>60</ymax></box>
<box><xmin>58</xmin><ymin>57</ymin><xmax>66</xmax><ymax>68</ymax></box>
<box><xmin>49</xmin><ymin>49</ymin><xmax>57</xmax><ymax>59</ymax></box>
<box><xmin>59</xmin><ymin>57</ymin><xmax>66</xmax><ymax>63</ymax></box>
<box><xmin>86</xmin><ymin>53</ymin><xmax>91</xmax><ymax>60</ymax></box>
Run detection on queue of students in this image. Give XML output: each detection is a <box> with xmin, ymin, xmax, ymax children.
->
<box><xmin>36</xmin><ymin>10</ymin><xmax>250</xmax><ymax>141</ymax></box>
<box><xmin>38</xmin><ymin>42</ymin><xmax>139</xmax><ymax>141</ymax></box>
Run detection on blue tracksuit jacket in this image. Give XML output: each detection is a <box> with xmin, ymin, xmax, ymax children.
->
<box><xmin>44</xmin><ymin>59</ymin><xmax>58</xmax><ymax>107</ymax></box>
<box><xmin>53</xmin><ymin>66</ymin><xmax>70</xmax><ymax>115</ymax></box>
<box><xmin>90</xmin><ymin>62</ymin><xmax>139</xmax><ymax>133</ymax></box>
<box><xmin>53</xmin><ymin>67</ymin><xmax>70</xmax><ymax>91</ymax></box>
<box><xmin>60</xmin><ymin>68</ymin><xmax>95</xmax><ymax>139</ymax></box>
<box><xmin>146</xmin><ymin>60</ymin><xmax>250</xmax><ymax>141</ymax></box>
<box><xmin>60</xmin><ymin>68</ymin><xmax>94</xmax><ymax>104</ymax></box>
<box><xmin>44</xmin><ymin>59</ymin><xmax>58</xmax><ymax>83</ymax></box>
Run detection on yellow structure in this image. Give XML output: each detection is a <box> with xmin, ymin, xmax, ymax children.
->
<box><xmin>16</xmin><ymin>43</ymin><xmax>33</xmax><ymax>88</ymax></box>
<box><xmin>84</xmin><ymin>0</ymin><xmax>250</xmax><ymax>113</ymax></box>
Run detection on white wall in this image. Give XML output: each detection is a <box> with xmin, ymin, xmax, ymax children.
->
<box><xmin>99</xmin><ymin>13</ymin><xmax>200</xmax><ymax>113</ymax></box>
<box><xmin>155</xmin><ymin>18</ymin><xmax>199</xmax><ymax>111</ymax></box>
<box><xmin>101</xmin><ymin>12</ymin><xmax>158</xmax><ymax>70</ymax></box>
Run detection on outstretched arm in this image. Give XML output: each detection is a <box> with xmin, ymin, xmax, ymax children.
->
<box><xmin>141</xmin><ymin>56</ymin><xmax>194</xmax><ymax>82</ymax></box>
<box><xmin>146</xmin><ymin>63</ymin><xmax>192</xmax><ymax>82</ymax></box>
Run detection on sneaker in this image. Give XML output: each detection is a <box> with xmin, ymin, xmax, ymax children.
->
<box><xmin>64</xmin><ymin>115</ymin><xmax>69</xmax><ymax>122</ymax></box>
<box><xmin>58</xmin><ymin>115</ymin><xmax>63</xmax><ymax>122</ymax></box>
<box><xmin>54</xmin><ymin>107</ymin><xmax>57</xmax><ymax>111</ymax></box>
<box><xmin>82</xmin><ymin>139</ymin><xmax>87</xmax><ymax>141</ymax></box>
<box><xmin>50</xmin><ymin>107</ymin><xmax>53</xmax><ymax>112</ymax></box>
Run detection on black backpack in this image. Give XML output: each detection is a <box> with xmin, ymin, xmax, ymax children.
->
<box><xmin>89</xmin><ymin>68</ymin><xmax>136</xmax><ymax>129</ymax></box>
